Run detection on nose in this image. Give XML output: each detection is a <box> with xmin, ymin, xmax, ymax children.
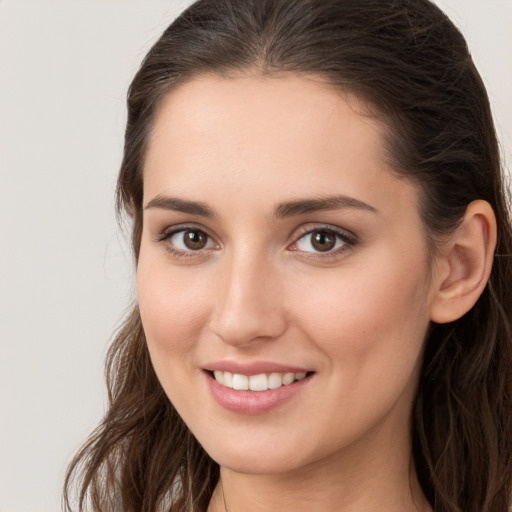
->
<box><xmin>209</xmin><ymin>253</ymin><xmax>288</xmax><ymax>348</ymax></box>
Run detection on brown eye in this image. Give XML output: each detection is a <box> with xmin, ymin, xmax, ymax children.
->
<box><xmin>164</xmin><ymin>228</ymin><xmax>216</xmax><ymax>252</ymax></box>
<box><xmin>311</xmin><ymin>230</ymin><xmax>336</xmax><ymax>252</ymax></box>
<box><xmin>294</xmin><ymin>227</ymin><xmax>353</xmax><ymax>255</ymax></box>
<box><xmin>183</xmin><ymin>229</ymin><xmax>208</xmax><ymax>250</ymax></box>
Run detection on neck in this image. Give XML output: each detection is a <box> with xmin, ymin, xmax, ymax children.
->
<box><xmin>209</xmin><ymin>464</ymin><xmax>430</xmax><ymax>512</ymax></box>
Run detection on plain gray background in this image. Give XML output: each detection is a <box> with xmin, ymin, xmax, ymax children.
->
<box><xmin>0</xmin><ymin>1</ymin><xmax>510</xmax><ymax>511</ymax></box>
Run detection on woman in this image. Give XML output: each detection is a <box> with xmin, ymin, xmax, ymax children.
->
<box><xmin>64</xmin><ymin>0</ymin><xmax>512</xmax><ymax>511</ymax></box>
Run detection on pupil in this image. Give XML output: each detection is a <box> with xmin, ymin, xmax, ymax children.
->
<box><xmin>312</xmin><ymin>231</ymin><xmax>335</xmax><ymax>252</ymax></box>
<box><xmin>184</xmin><ymin>230</ymin><xmax>207</xmax><ymax>250</ymax></box>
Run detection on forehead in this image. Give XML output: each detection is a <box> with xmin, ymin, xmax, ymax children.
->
<box><xmin>143</xmin><ymin>73</ymin><xmax>419</xmax><ymax>220</ymax></box>
<box><xmin>146</xmin><ymin>73</ymin><xmax>386</xmax><ymax>166</ymax></box>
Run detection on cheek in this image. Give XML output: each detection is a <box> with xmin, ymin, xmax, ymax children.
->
<box><xmin>289</xmin><ymin>248</ymin><xmax>431</xmax><ymax>371</ymax></box>
<box><xmin>136</xmin><ymin>256</ymin><xmax>215</xmax><ymax>416</ymax></box>
<box><xmin>136</xmin><ymin>256</ymin><xmax>211</xmax><ymax>363</ymax></box>
<box><xmin>287</xmin><ymin>258</ymin><xmax>431</xmax><ymax>442</ymax></box>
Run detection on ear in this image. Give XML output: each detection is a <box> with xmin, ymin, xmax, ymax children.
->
<box><xmin>429</xmin><ymin>200</ymin><xmax>497</xmax><ymax>324</ymax></box>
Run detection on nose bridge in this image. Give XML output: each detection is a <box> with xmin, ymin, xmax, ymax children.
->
<box><xmin>211</xmin><ymin>246</ymin><xmax>286</xmax><ymax>346</ymax></box>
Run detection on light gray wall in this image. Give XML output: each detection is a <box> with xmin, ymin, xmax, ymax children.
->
<box><xmin>0</xmin><ymin>1</ymin><xmax>510</xmax><ymax>510</ymax></box>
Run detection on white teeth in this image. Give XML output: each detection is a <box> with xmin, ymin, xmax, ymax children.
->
<box><xmin>232</xmin><ymin>373</ymin><xmax>249</xmax><ymax>390</ymax></box>
<box><xmin>212</xmin><ymin>370</ymin><xmax>308</xmax><ymax>391</ymax></box>
<box><xmin>282</xmin><ymin>372</ymin><xmax>295</xmax><ymax>385</ymax></box>
<box><xmin>249</xmin><ymin>373</ymin><xmax>268</xmax><ymax>391</ymax></box>
<box><xmin>268</xmin><ymin>372</ymin><xmax>283</xmax><ymax>389</ymax></box>
<box><xmin>223</xmin><ymin>371</ymin><xmax>233</xmax><ymax>387</ymax></box>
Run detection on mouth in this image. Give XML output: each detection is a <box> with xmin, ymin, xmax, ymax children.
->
<box><xmin>203</xmin><ymin>362</ymin><xmax>316</xmax><ymax>414</ymax></box>
<box><xmin>207</xmin><ymin>370</ymin><xmax>313</xmax><ymax>391</ymax></box>
<box><xmin>204</xmin><ymin>369</ymin><xmax>315</xmax><ymax>414</ymax></box>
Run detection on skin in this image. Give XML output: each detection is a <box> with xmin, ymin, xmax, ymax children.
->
<box><xmin>137</xmin><ymin>73</ymin><xmax>441</xmax><ymax>511</ymax></box>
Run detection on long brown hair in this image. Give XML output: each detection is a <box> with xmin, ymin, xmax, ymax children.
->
<box><xmin>64</xmin><ymin>1</ymin><xmax>512</xmax><ymax>511</ymax></box>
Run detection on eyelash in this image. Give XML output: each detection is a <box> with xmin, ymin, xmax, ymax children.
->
<box><xmin>155</xmin><ymin>224</ymin><xmax>358</xmax><ymax>260</ymax></box>
<box><xmin>155</xmin><ymin>224</ymin><xmax>217</xmax><ymax>260</ymax></box>
<box><xmin>290</xmin><ymin>225</ymin><xmax>357</xmax><ymax>259</ymax></box>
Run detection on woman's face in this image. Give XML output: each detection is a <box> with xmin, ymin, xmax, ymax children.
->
<box><xmin>138</xmin><ymin>74</ymin><xmax>437</xmax><ymax>476</ymax></box>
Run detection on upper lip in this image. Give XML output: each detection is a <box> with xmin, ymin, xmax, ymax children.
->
<box><xmin>204</xmin><ymin>360</ymin><xmax>312</xmax><ymax>376</ymax></box>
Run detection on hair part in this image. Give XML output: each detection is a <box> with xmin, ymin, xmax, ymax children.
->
<box><xmin>65</xmin><ymin>1</ymin><xmax>512</xmax><ymax>511</ymax></box>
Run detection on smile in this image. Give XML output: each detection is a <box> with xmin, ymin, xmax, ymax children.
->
<box><xmin>213</xmin><ymin>371</ymin><xmax>307</xmax><ymax>391</ymax></box>
<box><xmin>205</xmin><ymin>367</ymin><xmax>314</xmax><ymax>414</ymax></box>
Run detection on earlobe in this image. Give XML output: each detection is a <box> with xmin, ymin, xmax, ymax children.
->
<box><xmin>429</xmin><ymin>200</ymin><xmax>497</xmax><ymax>324</ymax></box>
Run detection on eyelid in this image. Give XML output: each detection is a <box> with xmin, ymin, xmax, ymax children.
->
<box><xmin>155</xmin><ymin>223</ymin><xmax>216</xmax><ymax>242</ymax></box>
<box><xmin>288</xmin><ymin>223</ymin><xmax>358</xmax><ymax>255</ymax></box>
<box><xmin>153</xmin><ymin>222</ymin><xmax>357</xmax><ymax>259</ymax></box>
<box><xmin>154</xmin><ymin>223</ymin><xmax>219</xmax><ymax>257</ymax></box>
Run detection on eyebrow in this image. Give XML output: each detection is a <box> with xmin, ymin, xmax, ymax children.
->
<box><xmin>144</xmin><ymin>193</ymin><xmax>378</xmax><ymax>219</ymax></box>
<box><xmin>145</xmin><ymin>195</ymin><xmax>214</xmax><ymax>217</ymax></box>
<box><xmin>274</xmin><ymin>195</ymin><xmax>378</xmax><ymax>218</ymax></box>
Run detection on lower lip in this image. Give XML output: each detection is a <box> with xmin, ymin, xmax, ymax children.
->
<box><xmin>205</xmin><ymin>372</ymin><xmax>313</xmax><ymax>415</ymax></box>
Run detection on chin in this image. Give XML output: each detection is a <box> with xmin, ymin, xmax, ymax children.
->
<box><xmin>200</xmin><ymin>436</ymin><xmax>309</xmax><ymax>475</ymax></box>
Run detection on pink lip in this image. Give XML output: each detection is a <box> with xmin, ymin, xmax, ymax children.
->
<box><xmin>204</xmin><ymin>360</ymin><xmax>310</xmax><ymax>376</ymax></box>
<box><xmin>204</xmin><ymin>369</ymin><xmax>314</xmax><ymax>415</ymax></box>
